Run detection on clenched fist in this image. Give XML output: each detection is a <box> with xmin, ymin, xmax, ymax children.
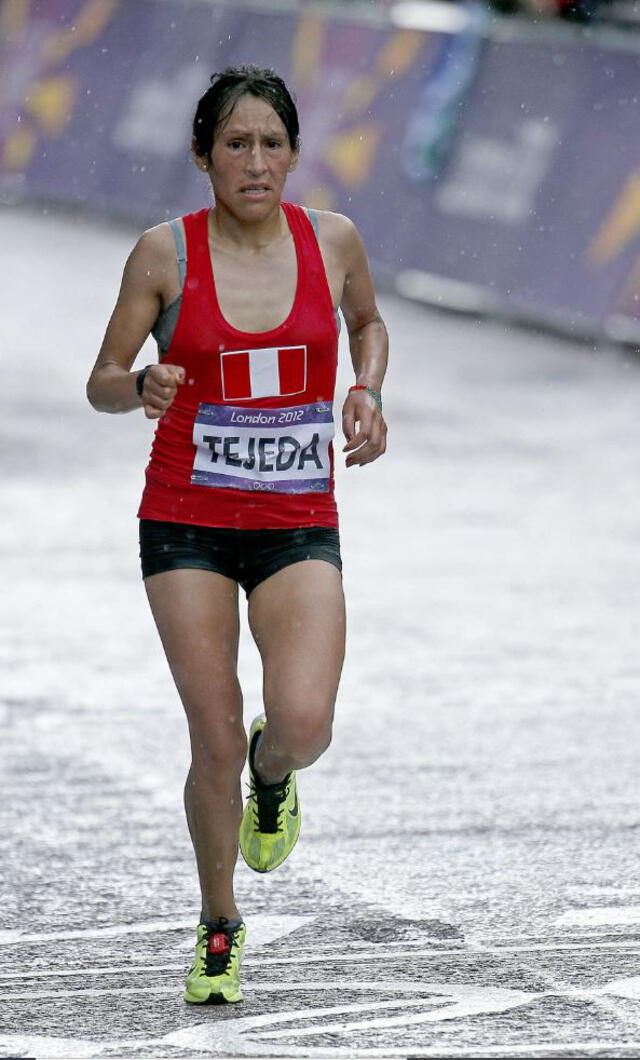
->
<box><xmin>139</xmin><ymin>363</ymin><xmax>185</xmax><ymax>419</ymax></box>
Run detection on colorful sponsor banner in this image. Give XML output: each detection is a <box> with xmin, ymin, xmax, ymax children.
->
<box><xmin>2</xmin><ymin>0</ymin><xmax>640</xmax><ymax>336</ymax></box>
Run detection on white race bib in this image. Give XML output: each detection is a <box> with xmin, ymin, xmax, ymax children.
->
<box><xmin>192</xmin><ymin>402</ymin><xmax>333</xmax><ymax>494</ymax></box>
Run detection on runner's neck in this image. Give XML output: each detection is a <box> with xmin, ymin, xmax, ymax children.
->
<box><xmin>208</xmin><ymin>203</ymin><xmax>289</xmax><ymax>253</ymax></box>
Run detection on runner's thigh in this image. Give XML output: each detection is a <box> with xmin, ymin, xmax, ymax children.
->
<box><xmin>144</xmin><ymin>569</ymin><xmax>244</xmax><ymax>755</ymax></box>
<box><xmin>248</xmin><ymin>560</ymin><xmax>346</xmax><ymax>735</ymax></box>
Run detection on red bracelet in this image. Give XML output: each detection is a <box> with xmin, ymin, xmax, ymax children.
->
<box><xmin>348</xmin><ymin>384</ymin><xmax>383</xmax><ymax>411</ymax></box>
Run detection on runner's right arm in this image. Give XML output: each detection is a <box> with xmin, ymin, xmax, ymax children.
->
<box><xmin>86</xmin><ymin>227</ymin><xmax>184</xmax><ymax>418</ymax></box>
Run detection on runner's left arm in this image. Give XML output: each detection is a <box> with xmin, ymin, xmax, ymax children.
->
<box><xmin>338</xmin><ymin>218</ymin><xmax>388</xmax><ymax>468</ymax></box>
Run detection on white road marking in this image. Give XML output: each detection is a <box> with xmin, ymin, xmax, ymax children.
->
<box><xmin>0</xmin><ymin>1035</ymin><xmax>106</xmax><ymax>1058</ymax></box>
<box><xmin>254</xmin><ymin>986</ymin><xmax>538</xmax><ymax>1040</ymax></box>
<box><xmin>601</xmin><ymin>976</ymin><xmax>640</xmax><ymax>1000</ymax></box>
<box><xmin>0</xmin><ymin>979</ymin><xmax>487</xmax><ymax>998</ymax></box>
<box><xmin>5</xmin><ymin>975</ymin><xmax>640</xmax><ymax>1006</ymax></box>
<box><xmin>2</xmin><ymin>1033</ymin><xmax>640</xmax><ymax>1060</ymax></box>
<box><xmin>3</xmin><ymin>968</ymin><xmax>640</xmax><ymax>1057</ymax></box>
<box><xmin>164</xmin><ymin>978</ymin><xmax>640</xmax><ymax>1052</ymax></box>
<box><xmin>4</xmin><ymin>985</ymin><xmax>186</xmax><ymax>1000</ymax></box>
<box><xmin>566</xmin><ymin>886</ymin><xmax>640</xmax><ymax>898</ymax></box>
<box><xmin>0</xmin><ymin>912</ymin><xmax>313</xmax><ymax>948</ymax></box>
<box><xmin>4</xmin><ymin>937</ymin><xmax>640</xmax><ymax>985</ymax></box>
<box><xmin>555</xmin><ymin>906</ymin><xmax>640</xmax><ymax>927</ymax></box>
<box><xmin>158</xmin><ymin>988</ymin><xmax>539</xmax><ymax>1057</ymax></box>
<box><xmin>467</xmin><ymin>939</ymin><xmax>640</xmax><ymax>955</ymax></box>
<box><xmin>0</xmin><ymin>962</ymin><xmax>182</xmax><ymax>981</ymax></box>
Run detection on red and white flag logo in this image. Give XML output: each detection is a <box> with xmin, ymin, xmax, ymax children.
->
<box><xmin>221</xmin><ymin>345</ymin><xmax>307</xmax><ymax>402</ymax></box>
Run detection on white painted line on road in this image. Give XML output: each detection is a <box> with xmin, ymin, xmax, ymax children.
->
<box><xmin>0</xmin><ymin>978</ymin><xmax>484</xmax><ymax>996</ymax></box>
<box><xmin>3</xmin><ymin>1030</ymin><xmax>638</xmax><ymax>1060</ymax></box>
<box><xmin>601</xmin><ymin>975</ymin><xmax>640</xmax><ymax>1000</ymax></box>
<box><xmin>0</xmin><ymin>919</ymin><xmax>191</xmax><ymax>946</ymax></box>
<box><xmin>468</xmin><ymin>939</ymin><xmax>640</xmax><ymax>955</ymax></box>
<box><xmin>566</xmin><ymin>885</ymin><xmax>640</xmax><ymax>898</ymax></box>
<box><xmin>3</xmin><ymin>982</ymin><xmax>639</xmax><ymax>1057</ymax></box>
<box><xmin>4</xmin><ymin>973</ymin><xmax>640</xmax><ymax>1006</ymax></box>
<box><xmin>159</xmin><ymin>986</ymin><xmax>551</xmax><ymax>1055</ymax></box>
<box><xmin>0</xmin><ymin>1034</ymin><xmax>105</xmax><ymax>1058</ymax></box>
<box><xmin>0</xmin><ymin>962</ymin><xmax>183</xmax><ymax>981</ymax></box>
<box><xmin>5</xmin><ymin>985</ymin><xmax>189</xmax><ymax>1000</ymax></box>
<box><xmin>556</xmin><ymin>905</ymin><xmax>640</xmax><ymax>927</ymax></box>
<box><xmin>245</xmin><ymin>947</ymin><xmax>465</xmax><ymax>966</ymax></box>
<box><xmin>256</xmin><ymin>986</ymin><xmax>538</xmax><ymax>1040</ymax></box>
<box><xmin>176</xmin><ymin>980</ymin><xmax>639</xmax><ymax>1050</ymax></box>
<box><xmin>4</xmin><ymin>936</ymin><xmax>640</xmax><ymax>984</ymax></box>
<box><xmin>247</xmin><ymin>938</ymin><xmax>640</xmax><ymax>965</ymax></box>
<box><xmin>398</xmin><ymin>1047</ymin><xmax>640</xmax><ymax>1058</ymax></box>
<box><xmin>470</xmin><ymin>928</ymin><xmax>640</xmax><ymax>944</ymax></box>
<box><xmin>0</xmin><ymin>912</ymin><xmax>314</xmax><ymax>948</ymax></box>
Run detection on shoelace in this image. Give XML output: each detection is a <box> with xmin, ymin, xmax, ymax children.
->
<box><xmin>250</xmin><ymin>774</ymin><xmax>290</xmax><ymax>833</ymax></box>
<box><xmin>202</xmin><ymin>919</ymin><xmax>241</xmax><ymax>976</ymax></box>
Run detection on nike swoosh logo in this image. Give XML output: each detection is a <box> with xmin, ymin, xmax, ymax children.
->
<box><xmin>290</xmin><ymin>793</ymin><xmax>299</xmax><ymax>817</ymax></box>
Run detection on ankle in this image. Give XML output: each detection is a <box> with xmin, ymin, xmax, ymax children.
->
<box><xmin>253</xmin><ymin>735</ymin><xmax>290</xmax><ymax>785</ymax></box>
<box><xmin>255</xmin><ymin>761</ymin><xmax>289</xmax><ymax>786</ymax></box>
<box><xmin>200</xmin><ymin>910</ymin><xmax>242</xmax><ymax>926</ymax></box>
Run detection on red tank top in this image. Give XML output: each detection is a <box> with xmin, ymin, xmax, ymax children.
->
<box><xmin>138</xmin><ymin>202</ymin><xmax>339</xmax><ymax>529</ymax></box>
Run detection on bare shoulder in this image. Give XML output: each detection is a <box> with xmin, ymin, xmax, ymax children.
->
<box><xmin>128</xmin><ymin>221</ymin><xmax>176</xmax><ymax>268</ymax></box>
<box><xmin>310</xmin><ymin>209</ymin><xmax>359</xmax><ymax>246</ymax></box>
<box><xmin>305</xmin><ymin>209</ymin><xmax>367</xmax><ymax>281</ymax></box>
<box><xmin>122</xmin><ymin>220</ymin><xmax>180</xmax><ymax>298</ymax></box>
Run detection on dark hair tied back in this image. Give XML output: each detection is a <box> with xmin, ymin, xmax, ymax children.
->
<box><xmin>192</xmin><ymin>65</ymin><xmax>300</xmax><ymax>159</ymax></box>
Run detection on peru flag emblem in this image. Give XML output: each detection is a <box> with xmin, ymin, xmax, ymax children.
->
<box><xmin>221</xmin><ymin>345</ymin><xmax>307</xmax><ymax>402</ymax></box>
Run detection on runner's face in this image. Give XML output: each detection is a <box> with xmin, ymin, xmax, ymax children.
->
<box><xmin>204</xmin><ymin>94</ymin><xmax>298</xmax><ymax>216</ymax></box>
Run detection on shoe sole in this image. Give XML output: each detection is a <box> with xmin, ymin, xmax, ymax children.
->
<box><xmin>184</xmin><ymin>991</ymin><xmax>243</xmax><ymax>1004</ymax></box>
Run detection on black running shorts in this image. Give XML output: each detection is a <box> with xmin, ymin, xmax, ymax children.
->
<box><xmin>139</xmin><ymin>519</ymin><xmax>342</xmax><ymax>596</ymax></box>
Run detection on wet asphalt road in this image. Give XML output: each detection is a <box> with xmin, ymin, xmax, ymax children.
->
<box><xmin>3</xmin><ymin>207</ymin><xmax>640</xmax><ymax>1058</ymax></box>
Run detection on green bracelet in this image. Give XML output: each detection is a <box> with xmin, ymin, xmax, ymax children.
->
<box><xmin>348</xmin><ymin>384</ymin><xmax>383</xmax><ymax>412</ymax></box>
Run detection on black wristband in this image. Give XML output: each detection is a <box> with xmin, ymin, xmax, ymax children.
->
<box><xmin>135</xmin><ymin>365</ymin><xmax>152</xmax><ymax>398</ymax></box>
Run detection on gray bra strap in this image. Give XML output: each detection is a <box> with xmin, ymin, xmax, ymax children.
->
<box><xmin>307</xmin><ymin>208</ymin><xmax>320</xmax><ymax>241</ymax></box>
<box><xmin>169</xmin><ymin>218</ymin><xmax>187</xmax><ymax>289</ymax></box>
<box><xmin>306</xmin><ymin>207</ymin><xmax>341</xmax><ymax>333</ymax></box>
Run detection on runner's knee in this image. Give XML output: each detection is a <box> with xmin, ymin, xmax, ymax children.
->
<box><xmin>270</xmin><ymin>708</ymin><xmax>333</xmax><ymax>767</ymax></box>
<box><xmin>189</xmin><ymin>723</ymin><xmax>248</xmax><ymax>779</ymax></box>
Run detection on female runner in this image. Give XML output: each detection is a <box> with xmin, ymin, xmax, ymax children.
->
<box><xmin>87</xmin><ymin>66</ymin><xmax>388</xmax><ymax>1004</ymax></box>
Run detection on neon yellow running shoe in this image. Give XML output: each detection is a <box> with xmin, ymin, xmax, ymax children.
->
<box><xmin>239</xmin><ymin>715</ymin><xmax>301</xmax><ymax>873</ymax></box>
<box><xmin>184</xmin><ymin>918</ymin><xmax>246</xmax><ymax>1004</ymax></box>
